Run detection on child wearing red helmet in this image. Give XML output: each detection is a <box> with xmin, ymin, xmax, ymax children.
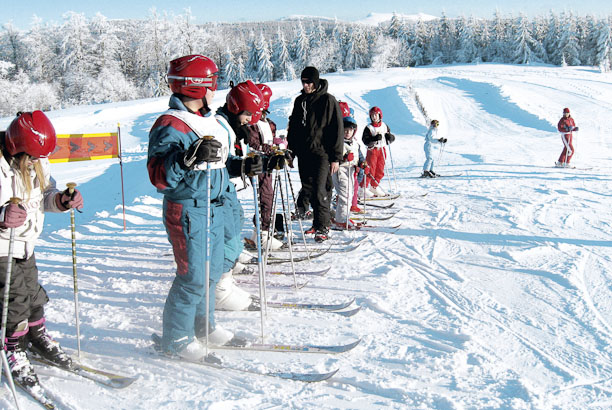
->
<box><xmin>361</xmin><ymin>106</ymin><xmax>395</xmax><ymax>197</ymax></box>
<box><xmin>1</xmin><ymin>111</ymin><xmax>83</xmax><ymax>392</ymax></box>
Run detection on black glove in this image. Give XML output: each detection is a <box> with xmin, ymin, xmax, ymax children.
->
<box><xmin>573</xmin><ymin>126</ymin><xmax>579</xmax><ymax>132</ymax></box>
<box><xmin>284</xmin><ymin>150</ymin><xmax>294</xmax><ymax>168</ymax></box>
<box><xmin>374</xmin><ymin>133</ymin><xmax>383</xmax><ymax>141</ymax></box>
<box><xmin>438</xmin><ymin>138</ymin><xmax>447</xmax><ymax>143</ymax></box>
<box><xmin>182</xmin><ymin>138</ymin><xmax>222</xmax><ymax>169</ymax></box>
<box><xmin>244</xmin><ymin>155</ymin><xmax>264</xmax><ymax>176</ymax></box>
<box><xmin>385</xmin><ymin>132</ymin><xmax>395</xmax><ymax>144</ymax></box>
<box><xmin>267</xmin><ymin>153</ymin><xmax>287</xmax><ymax>170</ymax></box>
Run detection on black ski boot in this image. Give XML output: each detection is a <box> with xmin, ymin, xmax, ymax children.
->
<box><xmin>27</xmin><ymin>320</ymin><xmax>73</xmax><ymax>369</ymax></box>
<box><xmin>314</xmin><ymin>227</ymin><xmax>330</xmax><ymax>243</ymax></box>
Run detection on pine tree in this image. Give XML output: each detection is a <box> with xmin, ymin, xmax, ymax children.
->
<box><xmin>222</xmin><ymin>47</ymin><xmax>238</xmax><ymax>87</ymax></box>
<box><xmin>272</xmin><ymin>28</ymin><xmax>295</xmax><ymax>81</ymax></box>
<box><xmin>255</xmin><ymin>32</ymin><xmax>274</xmax><ymax>82</ymax></box>
<box><xmin>594</xmin><ymin>18</ymin><xmax>612</xmax><ymax>71</ymax></box>
<box><xmin>293</xmin><ymin>21</ymin><xmax>310</xmax><ymax>69</ymax></box>
<box><xmin>557</xmin><ymin>11</ymin><xmax>581</xmax><ymax>65</ymax></box>
<box><xmin>511</xmin><ymin>14</ymin><xmax>543</xmax><ymax>64</ymax></box>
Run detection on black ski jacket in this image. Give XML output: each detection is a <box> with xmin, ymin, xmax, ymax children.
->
<box><xmin>287</xmin><ymin>79</ymin><xmax>344</xmax><ymax>163</ymax></box>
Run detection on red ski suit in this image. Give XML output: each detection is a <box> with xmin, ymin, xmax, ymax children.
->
<box><xmin>557</xmin><ymin>115</ymin><xmax>576</xmax><ymax>164</ymax></box>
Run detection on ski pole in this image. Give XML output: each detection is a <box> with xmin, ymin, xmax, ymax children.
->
<box><xmin>202</xmin><ymin>137</ymin><xmax>214</xmax><ymax>356</ymax></box>
<box><xmin>386</xmin><ymin>140</ymin><xmax>398</xmax><ymax>193</ymax></box>
<box><xmin>280</xmin><ymin>165</ymin><xmax>299</xmax><ymax>289</ymax></box>
<box><xmin>66</xmin><ymin>182</ymin><xmax>82</xmax><ymax>359</ymax></box>
<box><xmin>437</xmin><ymin>142</ymin><xmax>446</xmax><ymax>168</ymax></box>
<box><xmin>275</xmin><ymin>168</ymin><xmax>298</xmax><ymax>289</ymax></box>
<box><xmin>283</xmin><ymin>165</ymin><xmax>311</xmax><ymax>261</ymax></box>
<box><xmin>0</xmin><ymin>197</ymin><xmax>23</xmax><ymax>410</ymax></box>
<box><xmin>345</xmin><ymin>164</ymin><xmax>351</xmax><ymax>230</ymax></box>
<box><xmin>250</xmin><ymin>175</ymin><xmax>267</xmax><ymax>341</ymax></box>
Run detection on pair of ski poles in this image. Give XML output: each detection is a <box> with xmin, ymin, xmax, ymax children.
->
<box><xmin>1</xmin><ymin>185</ymin><xmax>82</xmax><ymax>409</ymax></box>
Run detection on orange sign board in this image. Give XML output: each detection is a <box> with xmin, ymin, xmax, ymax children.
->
<box><xmin>49</xmin><ymin>132</ymin><xmax>119</xmax><ymax>163</ymax></box>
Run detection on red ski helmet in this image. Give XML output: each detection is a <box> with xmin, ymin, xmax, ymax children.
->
<box><xmin>167</xmin><ymin>55</ymin><xmax>219</xmax><ymax>99</ymax></box>
<box><xmin>226</xmin><ymin>80</ymin><xmax>264</xmax><ymax>125</ymax></box>
<box><xmin>339</xmin><ymin>101</ymin><xmax>351</xmax><ymax>118</ymax></box>
<box><xmin>256</xmin><ymin>83</ymin><xmax>272</xmax><ymax>111</ymax></box>
<box><xmin>369</xmin><ymin>106</ymin><xmax>383</xmax><ymax>124</ymax></box>
<box><xmin>563</xmin><ymin>107</ymin><xmax>570</xmax><ymax>114</ymax></box>
<box><xmin>4</xmin><ymin>111</ymin><xmax>57</xmax><ymax>158</ymax></box>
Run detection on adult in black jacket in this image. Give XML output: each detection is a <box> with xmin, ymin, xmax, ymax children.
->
<box><xmin>287</xmin><ymin>66</ymin><xmax>344</xmax><ymax>241</ymax></box>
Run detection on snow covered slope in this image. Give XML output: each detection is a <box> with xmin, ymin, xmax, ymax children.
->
<box><xmin>1</xmin><ymin>64</ymin><xmax>612</xmax><ymax>409</ymax></box>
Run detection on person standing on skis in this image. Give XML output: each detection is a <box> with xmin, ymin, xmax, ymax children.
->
<box><xmin>214</xmin><ymin>80</ymin><xmax>267</xmax><ymax>307</ymax></box>
<box><xmin>244</xmin><ymin>83</ymin><xmax>288</xmax><ymax>251</ymax></box>
<box><xmin>556</xmin><ymin>107</ymin><xmax>578</xmax><ymax>167</ymax></box>
<box><xmin>148</xmin><ymin>55</ymin><xmax>263</xmax><ymax>360</ymax></box>
<box><xmin>331</xmin><ymin>106</ymin><xmax>360</xmax><ymax>230</ymax></box>
<box><xmin>422</xmin><ymin>119</ymin><xmax>447</xmax><ymax>178</ymax></box>
<box><xmin>287</xmin><ymin>66</ymin><xmax>344</xmax><ymax>243</ymax></box>
<box><xmin>1</xmin><ymin>111</ymin><xmax>82</xmax><ymax>390</ymax></box>
<box><xmin>361</xmin><ymin>106</ymin><xmax>395</xmax><ymax>198</ymax></box>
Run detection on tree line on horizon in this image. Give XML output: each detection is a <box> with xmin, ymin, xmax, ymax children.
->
<box><xmin>0</xmin><ymin>9</ymin><xmax>611</xmax><ymax>116</ymax></box>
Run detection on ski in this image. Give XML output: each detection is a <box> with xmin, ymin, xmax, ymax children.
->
<box><xmin>257</xmin><ymin>297</ymin><xmax>355</xmax><ymax>311</ymax></box>
<box><xmin>246</xmin><ymin>245</ymin><xmax>332</xmax><ymax>265</ymax></box>
<box><xmin>210</xmin><ymin>338</ymin><xmax>361</xmax><ymax>354</ymax></box>
<box><xmin>235</xmin><ymin>277</ymin><xmax>311</xmax><ymax>290</ymax></box>
<box><xmin>151</xmin><ymin>334</ymin><xmax>338</xmax><ymax>382</ymax></box>
<box><xmin>357</xmin><ymin>201</ymin><xmax>394</xmax><ymax>209</ymax></box>
<box><xmin>15</xmin><ymin>380</ymin><xmax>56</xmax><ymax>409</ymax></box>
<box><xmin>249</xmin><ymin>300</ymin><xmax>361</xmax><ymax>317</ymax></box>
<box><xmin>271</xmin><ymin>243</ymin><xmax>361</xmax><ymax>254</ymax></box>
<box><xmin>419</xmin><ymin>174</ymin><xmax>462</xmax><ymax>178</ymax></box>
<box><xmin>31</xmin><ymin>355</ymin><xmax>138</xmax><ymax>389</ymax></box>
<box><xmin>267</xmin><ymin>266</ymin><xmax>331</xmax><ymax>276</ymax></box>
<box><xmin>360</xmin><ymin>193</ymin><xmax>400</xmax><ymax>201</ymax></box>
<box><xmin>331</xmin><ymin>223</ymin><xmax>400</xmax><ymax>233</ymax></box>
<box><xmin>350</xmin><ymin>213</ymin><xmax>395</xmax><ymax>222</ymax></box>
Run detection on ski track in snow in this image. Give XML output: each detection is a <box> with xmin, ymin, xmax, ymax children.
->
<box><xmin>1</xmin><ymin>64</ymin><xmax>612</xmax><ymax>409</ymax></box>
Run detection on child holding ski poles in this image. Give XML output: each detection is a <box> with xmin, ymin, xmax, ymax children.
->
<box><xmin>244</xmin><ymin>83</ymin><xmax>288</xmax><ymax>251</ymax></box>
<box><xmin>361</xmin><ymin>106</ymin><xmax>395</xmax><ymax>197</ymax></box>
<box><xmin>148</xmin><ymin>55</ymin><xmax>263</xmax><ymax>360</ymax></box>
<box><xmin>422</xmin><ymin>119</ymin><xmax>447</xmax><ymax>178</ymax></box>
<box><xmin>331</xmin><ymin>105</ymin><xmax>360</xmax><ymax>230</ymax></box>
<box><xmin>1</xmin><ymin>111</ymin><xmax>83</xmax><ymax>391</ymax></box>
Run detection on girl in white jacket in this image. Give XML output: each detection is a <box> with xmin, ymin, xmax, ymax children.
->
<box><xmin>1</xmin><ymin>111</ymin><xmax>84</xmax><ymax>391</ymax></box>
<box><xmin>332</xmin><ymin>116</ymin><xmax>360</xmax><ymax>229</ymax></box>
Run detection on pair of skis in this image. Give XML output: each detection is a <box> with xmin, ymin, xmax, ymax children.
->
<box><xmin>151</xmin><ymin>333</ymin><xmax>359</xmax><ymax>382</ymax></box>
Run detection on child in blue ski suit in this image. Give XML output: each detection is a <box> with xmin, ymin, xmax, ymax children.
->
<box><xmin>422</xmin><ymin>120</ymin><xmax>447</xmax><ymax>178</ymax></box>
<box><xmin>147</xmin><ymin>55</ymin><xmax>262</xmax><ymax>360</ymax></box>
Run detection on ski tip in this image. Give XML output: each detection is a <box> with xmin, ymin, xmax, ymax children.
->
<box><xmin>333</xmin><ymin>306</ymin><xmax>361</xmax><ymax>317</ymax></box>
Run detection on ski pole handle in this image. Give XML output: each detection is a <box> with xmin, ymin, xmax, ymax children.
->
<box><xmin>65</xmin><ymin>182</ymin><xmax>83</xmax><ymax>213</ymax></box>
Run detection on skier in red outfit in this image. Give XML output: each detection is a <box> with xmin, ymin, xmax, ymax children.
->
<box><xmin>361</xmin><ymin>106</ymin><xmax>394</xmax><ymax>197</ymax></box>
<box><xmin>556</xmin><ymin>107</ymin><xmax>578</xmax><ymax>167</ymax></box>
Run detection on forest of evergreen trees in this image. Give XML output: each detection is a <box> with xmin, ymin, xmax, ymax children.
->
<box><xmin>1</xmin><ymin>9</ymin><xmax>611</xmax><ymax>116</ymax></box>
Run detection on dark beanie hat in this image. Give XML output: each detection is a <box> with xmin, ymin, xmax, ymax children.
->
<box><xmin>301</xmin><ymin>66</ymin><xmax>320</xmax><ymax>88</ymax></box>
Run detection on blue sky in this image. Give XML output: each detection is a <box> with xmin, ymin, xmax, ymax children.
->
<box><xmin>2</xmin><ymin>0</ymin><xmax>609</xmax><ymax>29</ymax></box>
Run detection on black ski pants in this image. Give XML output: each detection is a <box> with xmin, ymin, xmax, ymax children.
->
<box><xmin>0</xmin><ymin>254</ymin><xmax>48</xmax><ymax>334</ymax></box>
<box><xmin>296</xmin><ymin>154</ymin><xmax>332</xmax><ymax>231</ymax></box>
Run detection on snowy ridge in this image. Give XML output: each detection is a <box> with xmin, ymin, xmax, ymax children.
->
<box><xmin>1</xmin><ymin>64</ymin><xmax>612</xmax><ymax>409</ymax></box>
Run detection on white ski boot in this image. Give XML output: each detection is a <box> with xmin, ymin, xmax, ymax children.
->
<box><xmin>176</xmin><ymin>338</ymin><xmax>208</xmax><ymax>361</ymax></box>
<box><xmin>215</xmin><ymin>271</ymin><xmax>254</xmax><ymax>311</ymax></box>
<box><xmin>250</xmin><ymin>230</ymin><xmax>284</xmax><ymax>251</ymax></box>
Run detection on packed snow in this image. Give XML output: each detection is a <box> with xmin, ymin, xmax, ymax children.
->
<box><xmin>1</xmin><ymin>63</ymin><xmax>612</xmax><ymax>409</ymax></box>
